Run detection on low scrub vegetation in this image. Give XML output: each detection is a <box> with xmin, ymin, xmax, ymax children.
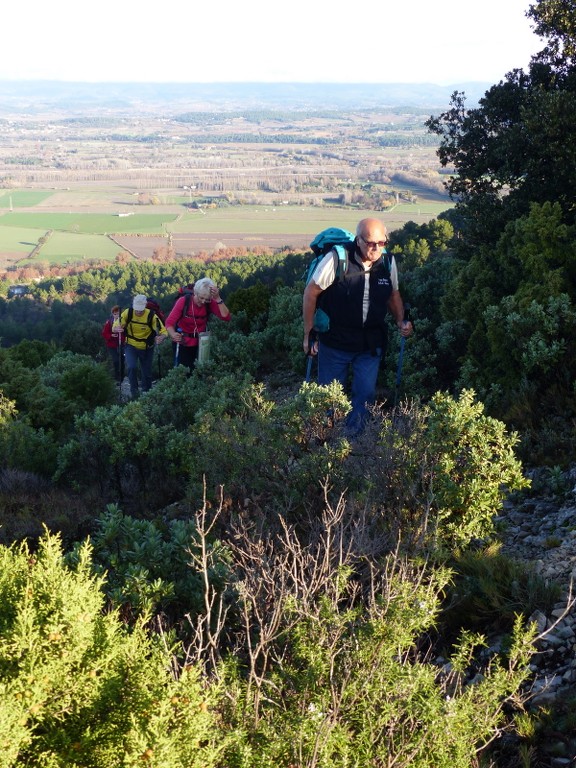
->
<box><xmin>0</xmin><ymin>359</ymin><xmax>549</xmax><ymax>766</ymax></box>
<box><xmin>3</xmin><ymin>4</ymin><xmax>576</xmax><ymax>759</ymax></box>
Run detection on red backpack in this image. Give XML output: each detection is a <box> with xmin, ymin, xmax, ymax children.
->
<box><xmin>146</xmin><ymin>298</ymin><xmax>165</xmax><ymax>324</ymax></box>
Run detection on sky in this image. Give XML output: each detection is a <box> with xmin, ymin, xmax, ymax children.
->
<box><xmin>3</xmin><ymin>0</ymin><xmax>543</xmax><ymax>85</ymax></box>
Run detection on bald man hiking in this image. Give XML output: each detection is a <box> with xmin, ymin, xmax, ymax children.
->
<box><xmin>303</xmin><ymin>217</ymin><xmax>413</xmax><ymax>437</ymax></box>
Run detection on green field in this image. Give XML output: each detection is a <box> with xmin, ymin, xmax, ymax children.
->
<box><xmin>0</xmin><ymin>194</ymin><xmax>453</xmax><ymax>266</ymax></box>
<box><xmin>0</xmin><ymin>228</ymin><xmax>129</xmax><ymax>264</ymax></box>
<box><xmin>39</xmin><ymin>232</ymin><xmax>122</xmax><ymax>263</ymax></box>
<box><xmin>169</xmin><ymin>202</ymin><xmax>451</xmax><ymax>233</ymax></box>
<box><xmin>0</xmin><ymin>190</ymin><xmax>54</xmax><ymax>208</ymax></box>
<box><xmin>0</xmin><ymin>212</ymin><xmax>177</xmax><ymax>234</ymax></box>
<box><xmin>0</xmin><ymin>226</ymin><xmax>43</xmax><ymax>253</ymax></box>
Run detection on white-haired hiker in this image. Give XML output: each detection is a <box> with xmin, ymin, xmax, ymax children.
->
<box><xmin>165</xmin><ymin>278</ymin><xmax>231</xmax><ymax>373</ymax></box>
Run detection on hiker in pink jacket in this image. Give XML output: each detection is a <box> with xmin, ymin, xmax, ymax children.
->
<box><xmin>165</xmin><ymin>278</ymin><xmax>231</xmax><ymax>372</ymax></box>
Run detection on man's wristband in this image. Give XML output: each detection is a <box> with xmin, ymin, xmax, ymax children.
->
<box><xmin>216</xmin><ymin>299</ymin><xmax>223</xmax><ymax>304</ymax></box>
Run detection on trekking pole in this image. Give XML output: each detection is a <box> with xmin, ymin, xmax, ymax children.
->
<box><xmin>305</xmin><ymin>329</ymin><xmax>317</xmax><ymax>383</ymax></box>
<box><xmin>393</xmin><ymin>304</ymin><xmax>411</xmax><ymax>408</ymax></box>
<box><xmin>119</xmin><ymin>332</ymin><xmax>125</xmax><ymax>384</ymax></box>
<box><xmin>306</xmin><ymin>354</ymin><xmax>313</xmax><ymax>383</ymax></box>
<box><xmin>174</xmin><ymin>327</ymin><xmax>181</xmax><ymax>368</ymax></box>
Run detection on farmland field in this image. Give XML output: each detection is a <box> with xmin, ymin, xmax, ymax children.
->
<box><xmin>0</xmin><ymin>197</ymin><xmax>453</xmax><ymax>267</ymax></box>
<box><xmin>0</xmin><ymin>190</ymin><xmax>53</xmax><ymax>207</ymax></box>
<box><xmin>0</xmin><ymin>94</ymin><xmax>454</xmax><ymax>269</ymax></box>
<box><xmin>169</xmin><ymin>203</ymin><xmax>451</xmax><ymax>233</ymax></box>
<box><xmin>38</xmin><ymin>232</ymin><xmax>123</xmax><ymax>263</ymax></box>
<box><xmin>0</xmin><ymin>225</ymin><xmax>45</xmax><ymax>254</ymax></box>
<box><xmin>0</xmin><ymin>212</ymin><xmax>177</xmax><ymax>234</ymax></box>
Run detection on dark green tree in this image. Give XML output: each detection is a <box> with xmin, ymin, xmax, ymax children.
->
<box><xmin>426</xmin><ymin>0</ymin><xmax>576</xmax><ymax>245</ymax></box>
<box><xmin>422</xmin><ymin>1</ymin><xmax>576</xmax><ymax>459</ymax></box>
<box><xmin>5</xmin><ymin>339</ymin><xmax>58</xmax><ymax>369</ymax></box>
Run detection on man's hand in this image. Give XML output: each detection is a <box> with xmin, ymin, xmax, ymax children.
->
<box><xmin>303</xmin><ymin>281</ymin><xmax>323</xmax><ymax>356</ymax></box>
<box><xmin>304</xmin><ymin>332</ymin><xmax>318</xmax><ymax>356</ymax></box>
<box><xmin>398</xmin><ymin>320</ymin><xmax>413</xmax><ymax>338</ymax></box>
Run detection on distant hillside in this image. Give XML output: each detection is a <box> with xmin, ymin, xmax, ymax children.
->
<box><xmin>0</xmin><ymin>80</ymin><xmax>491</xmax><ymax>117</ymax></box>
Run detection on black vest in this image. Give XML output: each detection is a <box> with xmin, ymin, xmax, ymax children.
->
<box><xmin>318</xmin><ymin>249</ymin><xmax>393</xmax><ymax>353</ymax></box>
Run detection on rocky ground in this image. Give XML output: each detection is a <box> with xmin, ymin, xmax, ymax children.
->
<box><xmin>494</xmin><ymin>466</ymin><xmax>576</xmax><ymax>765</ymax></box>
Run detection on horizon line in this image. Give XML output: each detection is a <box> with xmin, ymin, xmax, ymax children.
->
<box><xmin>0</xmin><ymin>78</ymin><xmax>495</xmax><ymax>87</ymax></box>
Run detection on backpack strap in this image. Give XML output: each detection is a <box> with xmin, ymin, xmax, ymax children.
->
<box><xmin>177</xmin><ymin>292</ymin><xmax>193</xmax><ymax>329</ymax></box>
<box><xmin>124</xmin><ymin>307</ymin><xmax>156</xmax><ymax>342</ymax></box>
<box><xmin>176</xmin><ymin>292</ymin><xmax>210</xmax><ymax>330</ymax></box>
<box><xmin>332</xmin><ymin>244</ymin><xmax>350</xmax><ymax>281</ymax></box>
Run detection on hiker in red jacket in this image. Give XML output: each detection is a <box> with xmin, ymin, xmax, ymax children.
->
<box><xmin>165</xmin><ymin>278</ymin><xmax>231</xmax><ymax>373</ymax></box>
<box><xmin>101</xmin><ymin>305</ymin><xmax>124</xmax><ymax>383</ymax></box>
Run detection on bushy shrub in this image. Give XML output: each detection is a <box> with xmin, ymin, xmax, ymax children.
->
<box><xmin>0</xmin><ymin>350</ymin><xmax>43</xmax><ymax>417</ymax></box>
<box><xmin>207</xmin><ymin>501</ymin><xmax>535</xmax><ymax>768</ymax></box>
<box><xmin>210</xmin><ymin>284</ymin><xmax>303</xmax><ymax>378</ymax></box>
<box><xmin>62</xmin><ymin>318</ymin><xmax>103</xmax><ymax>358</ymax></box>
<box><xmin>423</xmin><ymin>389</ymin><xmax>530</xmax><ymax>548</ymax></box>
<box><xmin>260</xmin><ymin>284</ymin><xmax>304</xmax><ymax>371</ymax></box>
<box><xmin>0</xmin><ymin>530</ymin><xmax>224</xmax><ymax>768</ymax></box>
<box><xmin>1</xmin><ymin>350</ymin><xmax>116</xmax><ymax>446</ymax></box>
<box><xmin>210</xmin><ymin>327</ymin><xmax>264</xmax><ymax>376</ymax></box>
<box><xmin>0</xmin><ymin>392</ymin><xmax>60</xmax><ymax>477</ymax></box>
<box><xmin>60</xmin><ymin>360</ymin><xmax>116</xmax><ymax>409</ymax></box>
<box><xmin>69</xmin><ymin>503</ymin><xmax>231</xmax><ymax>624</ymax></box>
<box><xmin>4</xmin><ymin>339</ymin><xmax>58</xmax><ymax>369</ymax></box>
<box><xmin>179</xmin><ymin>379</ymin><xmax>351</xmax><ymax>511</ymax></box>
<box><xmin>225</xmin><ymin>281</ymin><xmax>272</xmax><ymax>327</ymax></box>
<box><xmin>461</xmin><ymin>293</ymin><xmax>576</xmax><ymax>424</ymax></box>
<box><xmin>55</xmin><ymin>368</ymin><xmax>352</xmax><ymax>513</ymax></box>
<box><xmin>348</xmin><ymin>390</ymin><xmax>529</xmax><ymax>552</ymax></box>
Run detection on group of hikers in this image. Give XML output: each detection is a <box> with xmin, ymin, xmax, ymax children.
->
<box><xmin>101</xmin><ymin>277</ymin><xmax>231</xmax><ymax>400</ymax></box>
<box><xmin>102</xmin><ymin>218</ymin><xmax>412</xmax><ymax>437</ymax></box>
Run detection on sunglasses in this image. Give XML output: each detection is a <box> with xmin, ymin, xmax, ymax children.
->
<box><xmin>361</xmin><ymin>236</ymin><xmax>387</xmax><ymax>249</ymax></box>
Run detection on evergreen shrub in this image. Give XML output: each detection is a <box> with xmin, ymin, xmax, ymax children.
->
<box><xmin>210</xmin><ymin>503</ymin><xmax>535</xmax><ymax>768</ymax></box>
<box><xmin>351</xmin><ymin>390</ymin><xmax>529</xmax><ymax>552</ymax></box>
<box><xmin>0</xmin><ymin>531</ymin><xmax>224</xmax><ymax>768</ymax></box>
<box><xmin>69</xmin><ymin>503</ymin><xmax>231</xmax><ymax>624</ymax></box>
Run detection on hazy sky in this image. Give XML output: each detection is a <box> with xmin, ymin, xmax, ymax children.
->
<box><xmin>4</xmin><ymin>0</ymin><xmax>542</xmax><ymax>84</ymax></box>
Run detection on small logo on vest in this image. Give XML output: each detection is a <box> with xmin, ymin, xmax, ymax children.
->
<box><xmin>377</xmin><ymin>277</ymin><xmax>391</xmax><ymax>286</ymax></box>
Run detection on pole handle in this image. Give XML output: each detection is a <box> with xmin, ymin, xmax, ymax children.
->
<box><xmin>306</xmin><ymin>328</ymin><xmax>317</xmax><ymax>357</ymax></box>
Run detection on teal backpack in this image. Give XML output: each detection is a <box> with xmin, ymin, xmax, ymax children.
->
<box><xmin>304</xmin><ymin>227</ymin><xmax>356</xmax><ymax>334</ymax></box>
<box><xmin>305</xmin><ymin>227</ymin><xmax>356</xmax><ymax>285</ymax></box>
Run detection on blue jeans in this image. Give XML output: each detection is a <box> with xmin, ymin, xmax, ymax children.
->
<box><xmin>318</xmin><ymin>341</ymin><xmax>382</xmax><ymax>435</ymax></box>
<box><xmin>125</xmin><ymin>344</ymin><xmax>155</xmax><ymax>398</ymax></box>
